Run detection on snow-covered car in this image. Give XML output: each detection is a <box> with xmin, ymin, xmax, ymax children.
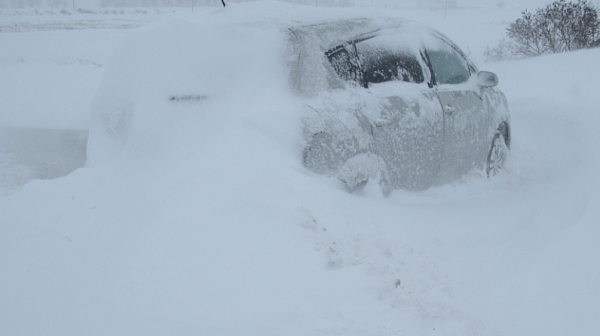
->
<box><xmin>87</xmin><ymin>4</ymin><xmax>510</xmax><ymax>193</ymax></box>
<box><xmin>293</xmin><ymin>18</ymin><xmax>510</xmax><ymax>191</ymax></box>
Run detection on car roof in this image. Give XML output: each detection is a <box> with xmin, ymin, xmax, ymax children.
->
<box><xmin>289</xmin><ymin>16</ymin><xmax>431</xmax><ymax>51</ymax></box>
<box><xmin>285</xmin><ymin>17</ymin><xmax>435</xmax><ymax>96</ymax></box>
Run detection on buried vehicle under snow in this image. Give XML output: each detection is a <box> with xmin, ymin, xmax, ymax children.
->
<box><xmin>87</xmin><ymin>8</ymin><xmax>509</xmax><ymax>193</ymax></box>
<box><xmin>293</xmin><ymin>19</ymin><xmax>510</xmax><ymax>192</ymax></box>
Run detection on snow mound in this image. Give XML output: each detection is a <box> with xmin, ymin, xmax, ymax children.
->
<box><xmin>2</xmin><ymin>2</ymin><xmax>600</xmax><ymax>336</ymax></box>
<box><xmin>0</xmin><ymin>152</ymin><xmax>40</xmax><ymax>196</ymax></box>
<box><xmin>87</xmin><ymin>7</ymin><xmax>297</xmax><ymax>167</ymax></box>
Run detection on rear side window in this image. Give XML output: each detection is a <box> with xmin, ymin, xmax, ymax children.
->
<box><xmin>355</xmin><ymin>37</ymin><xmax>424</xmax><ymax>85</ymax></box>
<box><xmin>326</xmin><ymin>35</ymin><xmax>424</xmax><ymax>87</ymax></box>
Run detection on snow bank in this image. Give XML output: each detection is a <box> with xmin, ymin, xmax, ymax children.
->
<box><xmin>1</xmin><ymin>1</ymin><xmax>600</xmax><ymax>336</ymax></box>
<box><xmin>0</xmin><ymin>29</ymin><xmax>126</xmax><ymax>128</ymax></box>
<box><xmin>87</xmin><ymin>10</ymin><xmax>295</xmax><ymax>167</ymax></box>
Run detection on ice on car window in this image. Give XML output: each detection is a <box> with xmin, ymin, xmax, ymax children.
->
<box><xmin>355</xmin><ymin>37</ymin><xmax>424</xmax><ymax>85</ymax></box>
<box><xmin>326</xmin><ymin>46</ymin><xmax>362</xmax><ymax>84</ymax></box>
<box><xmin>325</xmin><ymin>34</ymin><xmax>424</xmax><ymax>87</ymax></box>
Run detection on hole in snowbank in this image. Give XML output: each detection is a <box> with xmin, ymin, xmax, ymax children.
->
<box><xmin>0</xmin><ymin>128</ymin><xmax>88</xmax><ymax>191</ymax></box>
<box><xmin>168</xmin><ymin>95</ymin><xmax>209</xmax><ymax>102</ymax></box>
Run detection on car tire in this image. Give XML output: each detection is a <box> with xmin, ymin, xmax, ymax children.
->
<box><xmin>303</xmin><ymin>132</ymin><xmax>336</xmax><ymax>174</ymax></box>
<box><xmin>486</xmin><ymin>132</ymin><xmax>508</xmax><ymax>177</ymax></box>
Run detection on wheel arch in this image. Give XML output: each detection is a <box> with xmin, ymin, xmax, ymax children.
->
<box><xmin>497</xmin><ymin>121</ymin><xmax>510</xmax><ymax>149</ymax></box>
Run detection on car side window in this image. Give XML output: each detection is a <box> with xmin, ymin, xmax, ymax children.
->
<box><xmin>426</xmin><ymin>41</ymin><xmax>471</xmax><ymax>85</ymax></box>
<box><xmin>355</xmin><ymin>37</ymin><xmax>424</xmax><ymax>86</ymax></box>
<box><xmin>326</xmin><ymin>35</ymin><xmax>424</xmax><ymax>88</ymax></box>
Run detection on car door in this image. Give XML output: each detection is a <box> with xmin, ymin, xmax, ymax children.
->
<box><xmin>346</xmin><ymin>34</ymin><xmax>444</xmax><ymax>190</ymax></box>
<box><xmin>424</xmin><ymin>36</ymin><xmax>490</xmax><ymax>183</ymax></box>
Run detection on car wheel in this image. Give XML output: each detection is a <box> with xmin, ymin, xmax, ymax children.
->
<box><xmin>486</xmin><ymin>132</ymin><xmax>508</xmax><ymax>177</ymax></box>
<box><xmin>303</xmin><ymin>132</ymin><xmax>337</xmax><ymax>174</ymax></box>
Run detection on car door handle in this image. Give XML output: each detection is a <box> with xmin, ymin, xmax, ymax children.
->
<box><xmin>443</xmin><ymin>105</ymin><xmax>455</xmax><ymax>114</ymax></box>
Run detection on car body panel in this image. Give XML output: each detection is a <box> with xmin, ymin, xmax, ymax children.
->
<box><xmin>373</xmin><ymin>88</ymin><xmax>444</xmax><ymax>190</ymax></box>
<box><xmin>435</xmin><ymin>88</ymin><xmax>488</xmax><ymax>183</ymax></box>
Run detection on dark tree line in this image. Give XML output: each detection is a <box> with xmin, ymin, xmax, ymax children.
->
<box><xmin>486</xmin><ymin>0</ymin><xmax>600</xmax><ymax>61</ymax></box>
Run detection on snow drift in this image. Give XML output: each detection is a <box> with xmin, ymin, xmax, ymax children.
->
<box><xmin>1</xmin><ymin>1</ymin><xmax>600</xmax><ymax>336</ymax></box>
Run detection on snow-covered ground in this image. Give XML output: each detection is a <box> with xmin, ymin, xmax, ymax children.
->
<box><xmin>1</xmin><ymin>1</ymin><xmax>599</xmax><ymax>335</ymax></box>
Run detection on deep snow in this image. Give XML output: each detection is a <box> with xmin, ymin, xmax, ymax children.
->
<box><xmin>1</xmin><ymin>1</ymin><xmax>599</xmax><ymax>335</ymax></box>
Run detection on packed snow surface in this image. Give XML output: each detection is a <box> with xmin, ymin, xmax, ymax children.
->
<box><xmin>1</xmin><ymin>1</ymin><xmax>599</xmax><ymax>335</ymax></box>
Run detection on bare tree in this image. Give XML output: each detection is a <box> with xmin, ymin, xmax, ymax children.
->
<box><xmin>486</xmin><ymin>0</ymin><xmax>600</xmax><ymax>60</ymax></box>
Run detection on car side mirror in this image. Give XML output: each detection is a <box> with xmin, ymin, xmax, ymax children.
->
<box><xmin>477</xmin><ymin>71</ymin><xmax>499</xmax><ymax>87</ymax></box>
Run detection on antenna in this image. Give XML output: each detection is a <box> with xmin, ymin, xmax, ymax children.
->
<box><xmin>222</xmin><ymin>0</ymin><xmax>226</xmax><ymax>6</ymax></box>
<box><xmin>445</xmin><ymin>0</ymin><xmax>448</xmax><ymax>19</ymax></box>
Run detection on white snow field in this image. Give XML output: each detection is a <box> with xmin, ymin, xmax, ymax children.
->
<box><xmin>1</xmin><ymin>1</ymin><xmax>599</xmax><ymax>335</ymax></box>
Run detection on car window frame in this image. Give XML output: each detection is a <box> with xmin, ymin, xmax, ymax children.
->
<box><xmin>325</xmin><ymin>34</ymin><xmax>428</xmax><ymax>89</ymax></box>
<box><xmin>421</xmin><ymin>33</ymin><xmax>477</xmax><ymax>87</ymax></box>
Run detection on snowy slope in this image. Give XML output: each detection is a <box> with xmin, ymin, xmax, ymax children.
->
<box><xmin>1</xmin><ymin>1</ymin><xmax>599</xmax><ymax>335</ymax></box>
